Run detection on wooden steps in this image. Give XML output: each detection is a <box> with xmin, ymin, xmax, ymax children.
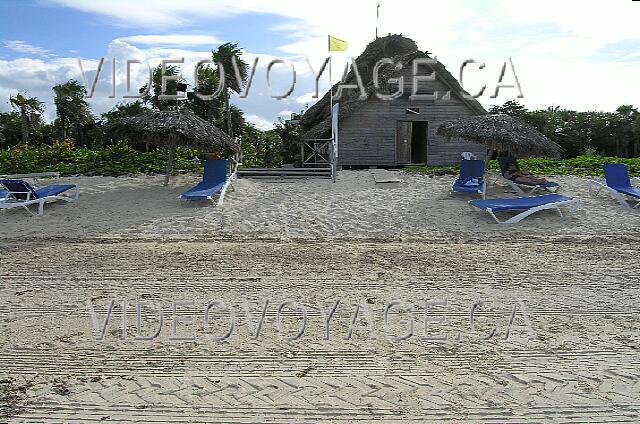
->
<box><xmin>238</xmin><ymin>167</ymin><xmax>332</xmax><ymax>179</ymax></box>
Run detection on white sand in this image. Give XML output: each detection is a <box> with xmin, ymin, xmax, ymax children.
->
<box><xmin>2</xmin><ymin>170</ymin><xmax>640</xmax><ymax>240</ymax></box>
<box><xmin>2</xmin><ymin>171</ymin><xmax>640</xmax><ymax>422</ymax></box>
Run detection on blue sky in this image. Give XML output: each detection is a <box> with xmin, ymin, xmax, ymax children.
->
<box><xmin>0</xmin><ymin>0</ymin><xmax>639</xmax><ymax>128</ymax></box>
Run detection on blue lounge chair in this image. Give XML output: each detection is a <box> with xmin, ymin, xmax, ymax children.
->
<box><xmin>450</xmin><ymin>159</ymin><xmax>486</xmax><ymax>198</ymax></box>
<box><xmin>0</xmin><ymin>179</ymin><xmax>79</xmax><ymax>215</ymax></box>
<box><xmin>494</xmin><ymin>155</ymin><xmax>560</xmax><ymax>195</ymax></box>
<box><xmin>179</xmin><ymin>159</ymin><xmax>236</xmax><ymax>206</ymax></box>
<box><xmin>588</xmin><ymin>164</ymin><xmax>640</xmax><ymax>209</ymax></box>
<box><xmin>469</xmin><ymin>193</ymin><xmax>581</xmax><ymax>224</ymax></box>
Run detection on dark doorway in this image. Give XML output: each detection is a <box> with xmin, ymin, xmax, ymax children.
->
<box><xmin>396</xmin><ymin>121</ymin><xmax>428</xmax><ymax>164</ymax></box>
<box><xmin>411</xmin><ymin>121</ymin><xmax>428</xmax><ymax>163</ymax></box>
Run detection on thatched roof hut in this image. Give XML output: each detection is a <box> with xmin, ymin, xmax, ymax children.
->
<box><xmin>301</xmin><ymin>35</ymin><xmax>486</xmax><ymax>140</ymax></box>
<box><xmin>108</xmin><ymin>109</ymin><xmax>239</xmax><ymax>155</ymax></box>
<box><xmin>437</xmin><ymin>114</ymin><xmax>562</xmax><ymax>158</ymax></box>
<box><xmin>108</xmin><ymin>109</ymin><xmax>239</xmax><ymax>185</ymax></box>
<box><xmin>299</xmin><ymin>35</ymin><xmax>488</xmax><ymax>166</ymax></box>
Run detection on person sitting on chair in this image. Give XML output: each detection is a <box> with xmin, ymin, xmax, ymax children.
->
<box><xmin>501</xmin><ymin>155</ymin><xmax>549</xmax><ymax>185</ymax></box>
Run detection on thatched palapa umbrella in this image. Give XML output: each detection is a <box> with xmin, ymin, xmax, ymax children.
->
<box><xmin>437</xmin><ymin>114</ymin><xmax>562</xmax><ymax>159</ymax></box>
<box><xmin>109</xmin><ymin>110</ymin><xmax>239</xmax><ymax>185</ymax></box>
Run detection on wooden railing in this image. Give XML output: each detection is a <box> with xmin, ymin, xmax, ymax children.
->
<box><xmin>301</xmin><ymin>138</ymin><xmax>336</xmax><ymax>182</ymax></box>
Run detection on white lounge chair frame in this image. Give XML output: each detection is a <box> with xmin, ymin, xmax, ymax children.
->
<box><xmin>472</xmin><ymin>197</ymin><xmax>581</xmax><ymax>224</ymax></box>
<box><xmin>179</xmin><ymin>159</ymin><xmax>238</xmax><ymax>206</ymax></box>
<box><xmin>0</xmin><ymin>185</ymin><xmax>80</xmax><ymax>215</ymax></box>
<box><xmin>487</xmin><ymin>170</ymin><xmax>559</xmax><ymax>195</ymax></box>
<box><xmin>587</xmin><ymin>179</ymin><xmax>640</xmax><ymax>209</ymax></box>
<box><xmin>2</xmin><ymin>172</ymin><xmax>60</xmax><ymax>180</ymax></box>
<box><xmin>216</xmin><ymin>160</ymin><xmax>238</xmax><ymax>206</ymax></box>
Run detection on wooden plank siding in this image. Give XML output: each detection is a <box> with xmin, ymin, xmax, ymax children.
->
<box><xmin>336</xmin><ymin>63</ymin><xmax>487</xmax><ymax>166</ymax></box>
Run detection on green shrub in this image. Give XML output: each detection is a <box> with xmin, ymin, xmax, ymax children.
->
<box><xmin>0</xmin><ymin>141</ymin><xmax>201</xmax><ymax>176</ymax></box>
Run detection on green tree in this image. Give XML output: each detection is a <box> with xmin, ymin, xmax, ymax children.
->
<box><xmin>240</xmin><ymin>124</ymin><xmax>282</xmax><ymax>167</ymax></box>
<box><xmin>52</xmin><ymin>79</ymin><xmax>93</xmax><ymax>143</ymax></box>
<box><xmin>101</xmin><ymin>100</ymin><xmax>150</xmax><ymax>125</ymax></box>
<box><xmin>140</xmin><ymin>64</ymin><xmax>184</xmax><ymax>111</ymax></box>
<box><xmin>9</xmin><ymin>93</ymin><xmax>45</xmax><ymax>144</ymax></box>
<box><xmin>633</xmin><ymin>114</ymin><xmax>640</xmax><ymax>157</ymax></box>
<box><xmin>488</xmin><ymin>101</ymin><xmax>640</xmax><ymax>158</ymax></box>
<box><xmin>614</xmin><ymin>105</ymin><xmax>638</xmax><ymax>157</ymax></box>
<box><xmin>488</xmin><ymin>100</ymin><xmax>529</xmax><ymax>119</ymax></box>
<box><xmin>0</xmin><ymin>112</ymin><xmax>22</xmax><ymax>146</ymax></box>
<box><xmin>212</xmin><ymin>42</ymin><xmax>248</xmax><ymax>137</ymax></box>
<box><xmin>219</xmin><ymin>105</ymin><xmax>244</xmax><ymax>141</ymax></box>
<box><xmin>191</xmin><ymin>64</ymin><xmax>225</xmax><ymax>123</ymax></box>
<box><xmin>273</xmin><ymin>118</ymin><xmax>303</xmax><ymax>165</ymax></box>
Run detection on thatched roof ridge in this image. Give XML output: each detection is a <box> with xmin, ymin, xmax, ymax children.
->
<box><xmin>300</xmin><ymin>34</ymin><xmax>487</xmax><ymax>139</ymax></box>
<box><xmin>437</xmin><ymin>114</ymin><xmax>562</xmax><ymax>158</ymax></box>
<box><xmin>108</xmin><ymin>109</ymin><xmax>239</xmax><ymax>155</ymax></box>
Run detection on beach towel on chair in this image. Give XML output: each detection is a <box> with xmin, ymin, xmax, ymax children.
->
<box><xmin>450</xmin><ymin>160</ymin><xmax>487</xmax><ymax>198</ymax></box>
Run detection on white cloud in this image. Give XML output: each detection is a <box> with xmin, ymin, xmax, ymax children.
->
<box><xmin>4</xmin><ymin>40</ymin><xmax>51</xmax><ymax>56</ymax></box>
<box><xmin>5</xmin><ymin>1</ymin><xmax>640</xmax><ymax>126</ymax></box>
<box><xmin>47</xmin><ymin>0</ymin><xmax>302</xmax><ymax>28</ymax></box>
<box><xmin>245</xmin><ymin>114</ymin><xmax>275</xmax><ymax>130</ymax></box>
<box><xmin>295</xmin><ymin>92</ymin><xmax>319</xmax><ymax>105</ymax></box>
<box><xmin>117</xmin><ymin>34</ymin><xmax>221</xmax><ymax>46</ymax></box>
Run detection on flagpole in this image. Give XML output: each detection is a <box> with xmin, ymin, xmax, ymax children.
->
<box><xmin>328</xmin><ymin>35</ymin><xmax>333</xmax><ymax>115</ymax></box>
<box><xmin>376</xmin><ymin>1</ymin><xmax>380</xmax><ymax>39</ymax></box>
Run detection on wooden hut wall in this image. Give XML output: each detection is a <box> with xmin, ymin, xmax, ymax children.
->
<box><xmin>337</xmin><ymin>64</ymin><xmax>487</xmax><ymax>166</ymax></box>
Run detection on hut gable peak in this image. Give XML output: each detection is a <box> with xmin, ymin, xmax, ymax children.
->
<box><xmin>300</xmin><ymin>34</ymin><xmax>486</xmax><ymax>140</ymax></box>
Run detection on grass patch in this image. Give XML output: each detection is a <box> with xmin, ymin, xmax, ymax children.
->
<box><xmin>402</xmin><ymin>165</ymin><xmax>460</xmax><ymax>176</ymax></box>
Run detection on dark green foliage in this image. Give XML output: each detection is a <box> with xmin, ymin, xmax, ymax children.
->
<box><xmin>9</xmin><ymin>93</ymin><xmax>45</xmax><ymax>143</ymax></box>
<box><xmin>52</xmin><ymin>80</ymin><xmax>94</xmax><ymax>143</ymax></box>
<box><xmin>0</xmin><ymin>112</ymin><xmax>23</xmax><ymax>146</ymax></box>
<box><xmin>220</xmin><ymin>105</ymin><xmax>245</xmax><ymax>140</ymax></box>
<box><xmin>0</xmin><ymin>141</ymin><xmax>200</xmax><ymax>176</ymax></box>
<box><xmin>191</xmin><ymin>64</ymin><xmax>224</xmax><ymax>123</ymax></box>
<box><xmin>139</xmin><ymin>65</ymin><xmax>182</xmax><ymax>111</ymax></box>
<box><xmin>239</xmin><ymin>118</ymin><xmax>304</xmax><ymax>168</ymax></box>
<box><xmin>240</xmin><ymin>124</ymin><xmax>283</xmax><ymax>168</ymax></box>
<box><xmin>272</xmin><ymin>120</ymin><xmax>303</xmax><ymax>165</ymax></box>
<box><xmin>489</xmin><ymin>101</ymin><xmax>640</xmax><ymax>158</ymax></box>
<box><xmin>211</xmin><ymin>42</ymin><xmax>249</xmax><ymax>138</ymax></box>
<box><xmin>101</xmin><ymin>101</ymin><xmax>150</xmax><ymax>125</ymax></box>
<box><xmin>212</xmin><ymin>43</ymin><xmax>248</xmax><ymax>95</ymax></box>
<box><xmin>507</xmin><ymin>155</ymin><xmax>640</xmax><ymax>177</ymax></box>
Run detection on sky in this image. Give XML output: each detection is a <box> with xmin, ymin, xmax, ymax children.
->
<box><xmin>0</xmin><ymin>0</ymin><xmax>639</xmax><ymax>130</ymax></box>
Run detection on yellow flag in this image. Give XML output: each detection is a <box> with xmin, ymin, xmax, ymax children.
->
<box><xmin>328</xmin><ymin>35</ymin><xmax>348</xmax><ymax>52</ymax></box>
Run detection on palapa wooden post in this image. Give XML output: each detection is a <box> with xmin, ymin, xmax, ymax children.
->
<box><xmin>164</xmin><ymin>140</ymin><xmax>175</xmax><ymax>186</ymax></box>
<box><xmin>485</xmin><ymin>148</ymin><xmax>494</xmax><ymax>173</ymax></box>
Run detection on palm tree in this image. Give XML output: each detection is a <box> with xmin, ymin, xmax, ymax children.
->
<box><xmin>191</xmin><ymin>64</ymin><xmax>224</xmax><ymax>123</ymax></box>
<box><xmin>140</xmin><ymin>65</ymin><xmax>183</xmax><ymax>111</ymax></box>
<box><xmin>633</xmin><ymin>115</ymin><xmax>640</xmax><ymax>157</ymax></box>
<box><xmin>52</xmin><ymin>80</ymin><xmax>93</xmax><ymax>142</ymax></box>
<box><xmin>615</xmin><ymin>105</ymin><xmax>638</xmax><ymax>157</ymax></box>
<box><xmin>9</xmin><ymin>93</ymin><xmax>44</xmax><ymax>144</ymax></box>
<box><xmin>212</xmin><ymin>43</ymin><xmax>248</xmax><ymax>137</ymax></box>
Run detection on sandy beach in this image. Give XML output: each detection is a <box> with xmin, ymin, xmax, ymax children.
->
<box><xmin>2</xmin><ymin>171</ymin><xmax>640</xmax><ymax>422</ymax></box>
<box><xmin>2</xmin><ymin>170</ymin><xmax>640</xmax><ymax>241</ymax></box>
